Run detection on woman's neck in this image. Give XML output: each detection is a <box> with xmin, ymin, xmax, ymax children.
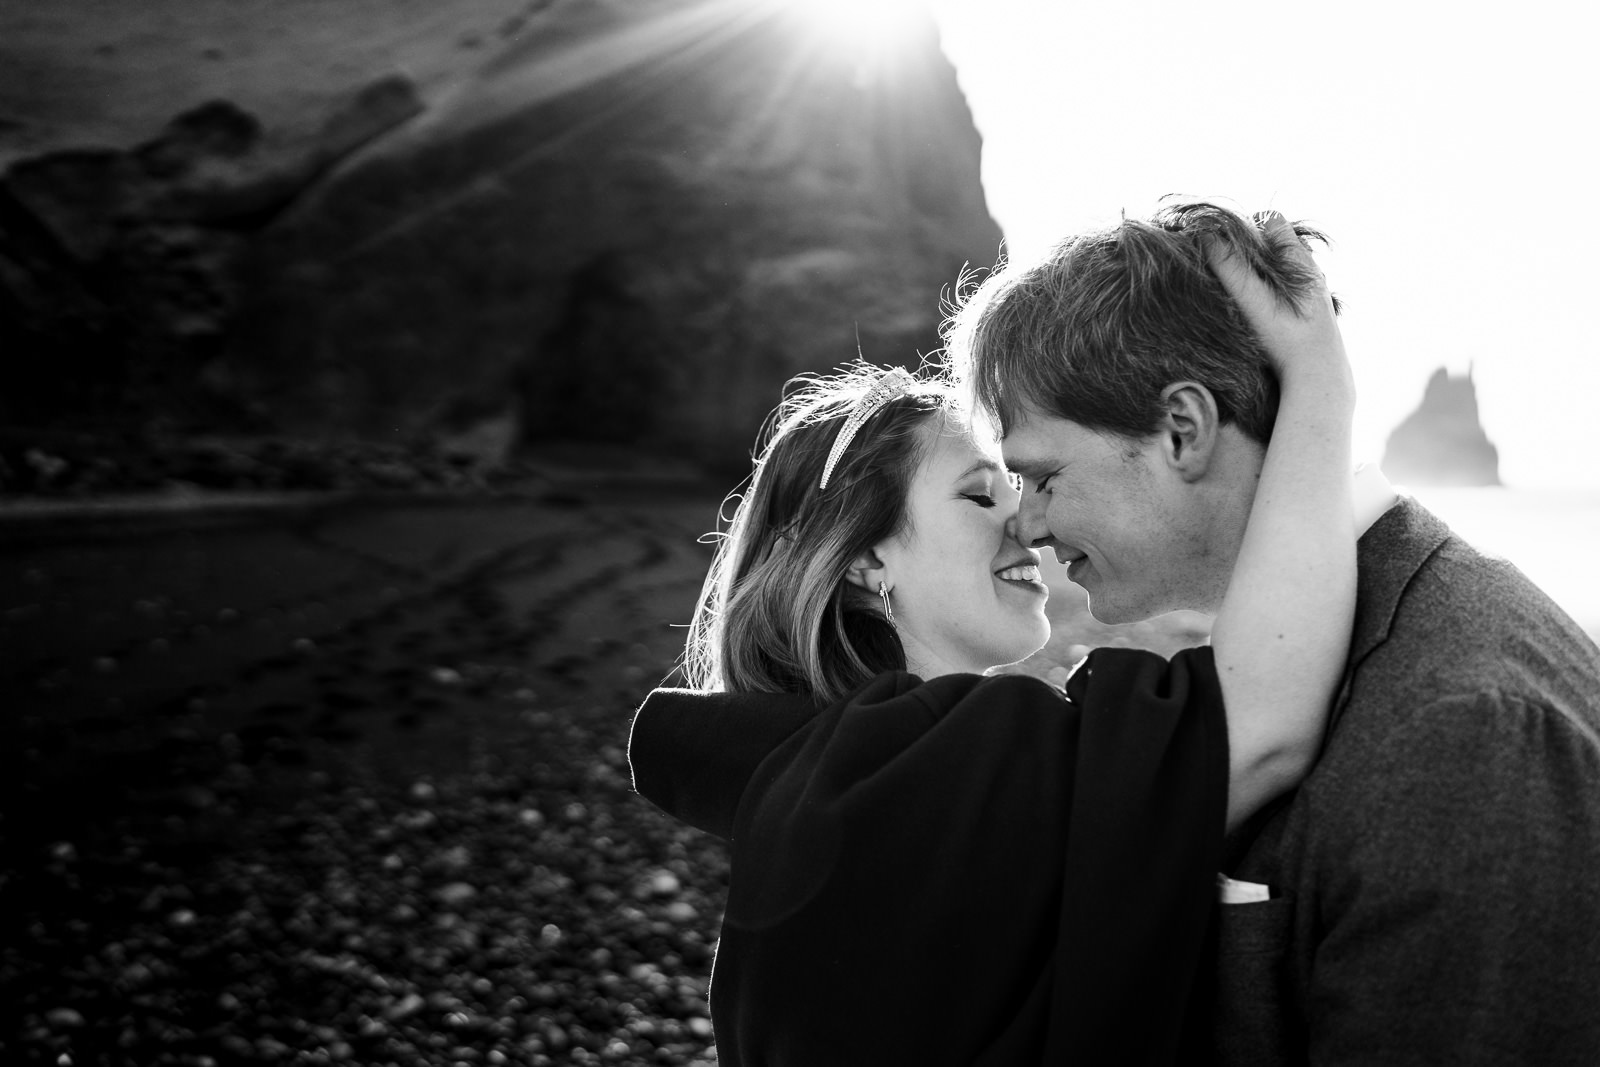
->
<box><xmin>899</xmin><ymin>632</ymin><xmax>981</xmax><ymax>681</ymax></box>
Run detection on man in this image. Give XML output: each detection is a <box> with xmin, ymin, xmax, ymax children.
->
<box><xmin>946</xmin><ymin>201</ymin><xmax>1600</xmax><ymax>1064</ymax></box>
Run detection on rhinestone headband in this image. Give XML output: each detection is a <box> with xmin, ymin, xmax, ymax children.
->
<box><xmin>818</xmin><ymin>368</ymin><xmax>917</xmax><ymax>491</ymax></box>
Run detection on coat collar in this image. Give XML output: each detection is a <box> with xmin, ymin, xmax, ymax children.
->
<box><xmin>1327</xmin><ymin>494</ymin><xmax>1453</xmax><ymax>732</ymax></box>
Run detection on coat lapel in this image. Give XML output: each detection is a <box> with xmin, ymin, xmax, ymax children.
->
<box><xmin>1325</xmin><ymin>496</ymin><xmax>1453</xmax><ymax>735</ymax></box>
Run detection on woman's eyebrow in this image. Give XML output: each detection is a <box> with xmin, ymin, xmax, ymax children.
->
<box><xmin>957</xmin><ymin>458</ymin><xmax>1004</xmax><ymax>481</ymax></box>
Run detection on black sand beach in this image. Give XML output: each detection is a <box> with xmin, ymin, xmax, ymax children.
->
<box><xmin>1</xmin><ymin>475</ymin><xmax>728</xmax><ymax>1066</ymax></box>
<box><xmin>1</xmin><ymin>463</ymin><xmax>1208</xmax><ymax>1065</ymax></box>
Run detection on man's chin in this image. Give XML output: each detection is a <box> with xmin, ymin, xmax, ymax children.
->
<box><xmin>1085</xmin><ymin>600</ymin><xmax>1137</xmax><ymax>625</ymax></box>
<box><xmin>1084</xmin><ymin>591</ymin><xmax>1157</xmax><ymax>626</ymax></box>
<box><xmin>1082</xmin><ymin>574</ymin><xmax>1221</xmax><ymax>625</ymax></box>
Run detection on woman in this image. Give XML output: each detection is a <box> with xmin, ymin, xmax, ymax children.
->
<box><xmin>629</xmin><ymin>216</ymin><xmax>1356</xmax><ymax>1064</ymax></box>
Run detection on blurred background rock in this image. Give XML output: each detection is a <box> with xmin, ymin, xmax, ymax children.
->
<box><xmin>1</xmin><ymin>0</ymin><xmax>998</xmax><ymax>488</ymax></box>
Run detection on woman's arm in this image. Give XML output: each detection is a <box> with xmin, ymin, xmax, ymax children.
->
<box><xmin>1208</xmin><ymin>213</ymin><xmax>1357</xmax><ymax>832</ymax></box>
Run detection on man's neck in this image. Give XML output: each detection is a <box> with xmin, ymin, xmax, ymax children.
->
<box><xmin>1194</xmin><ymin>464</ymin><xmax>1398</xmax><ymax>621</ymax></box>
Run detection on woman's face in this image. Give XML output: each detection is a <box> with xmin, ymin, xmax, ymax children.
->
<box><xmin>872</xmin><ymin>418</ymin><xmax>1050</xmax><ymax>677</ymax></box>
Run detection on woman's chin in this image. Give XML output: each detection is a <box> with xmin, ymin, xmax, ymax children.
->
<box><xmin>980</xmin><ymin>627</ymin><xmax>1052</xmax><ymax>672</ymax></box>
<box><xmin>913</xmin><ymin>612</ymin><xmax>1052</xmax><ymax>677</ymax></box>
<box><xmin>1015</xmin><ymin>617</ymin><xmax>1052</xmax><ymax>663</ymax></box>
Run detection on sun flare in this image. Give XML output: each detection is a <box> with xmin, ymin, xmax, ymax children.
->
<box><xmin>770</xmin><ymin>0</ymin><xmax>934</xmax><ymax>81</ymax></box>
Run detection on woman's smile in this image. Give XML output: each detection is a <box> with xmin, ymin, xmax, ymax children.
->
<box><xmin>994</xmin><ymin>558</ymin><xmax>1047</xmax><ymax>593</ymax></box>
<box><xmin>873</xmin><ymin>420</ymin><xmax>1052</xmax><ymax>677</ymax></box>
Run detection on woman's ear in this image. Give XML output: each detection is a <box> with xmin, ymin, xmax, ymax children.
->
<box><xmin>846</xmin><ymin>547</ymin><xmax>887</xmax><ymax>593</ymax></box>
<box><xmin>1157</xmin><ymin>381</ymin><xmax>1221</xmax><ymax>481</ymax></box>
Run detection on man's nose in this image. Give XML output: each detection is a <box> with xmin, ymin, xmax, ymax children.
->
<box><xmin>1017</xmin><ymin>491</ymin><xmax>1053</xmax><ymax>548</ymax></box>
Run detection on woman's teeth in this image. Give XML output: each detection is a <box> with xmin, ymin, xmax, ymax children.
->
<box><xmin>996</xmin><ymin>564</ymin><xmax>1041</xmax><ymax>583</ymax></box>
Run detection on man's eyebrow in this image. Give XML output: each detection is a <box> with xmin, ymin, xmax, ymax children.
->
<box><xmin>1002</xmin><ymin>456</ymin><xmax>1048</xmax><ymax>478</ymax></box>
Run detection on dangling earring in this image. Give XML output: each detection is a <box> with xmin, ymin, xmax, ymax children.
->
<box><xmin>877</xmin><ymin>580</ymin><xmax>896</xmax><ymax>629</ymax></box>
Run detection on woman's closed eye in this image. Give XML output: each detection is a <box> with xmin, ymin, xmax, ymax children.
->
<box><xmin>962</xmin><ymin>493</ymin><xmax>997</xmax><ymax>508</ymax></box>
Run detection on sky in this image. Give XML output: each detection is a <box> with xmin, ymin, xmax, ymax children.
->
<box><xmin>922</xmin><ymin>0</ymin><xmax>1599</xmax><ymax>490</ymax></box>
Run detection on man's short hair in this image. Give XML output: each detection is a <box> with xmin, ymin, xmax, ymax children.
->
<box><xmin>945</xmin><ymin>200</ymin><xmax>1331</xmax><ymax>445</ymax></box>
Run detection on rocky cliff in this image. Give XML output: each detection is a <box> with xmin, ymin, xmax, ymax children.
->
<box><xmin>1</xmin><ymin>0</ymin><xmax>1003</xmax><ymax>473</ymax></box>
<box><xmin>1381</xmin><ymin>366</ymin><xmax>1502</xmax><ymax>487</ymax></box>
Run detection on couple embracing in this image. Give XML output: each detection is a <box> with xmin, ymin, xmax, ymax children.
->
<box><xmin>629</xmin><ymin>202</ymin><xmax>1600</xmax><ymax>1065</ymax></box>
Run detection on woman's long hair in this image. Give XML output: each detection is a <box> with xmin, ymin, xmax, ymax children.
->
<box><xmin>684</xmin><ymin>364</ymin><xmax>951</xmax><ymax>704</ymax></box>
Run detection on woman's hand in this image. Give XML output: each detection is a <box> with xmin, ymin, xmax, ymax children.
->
<box><xmin>1206</xmin><ymin>211</ymin><xmax>1351</xmax><ymax>392</ymax></box>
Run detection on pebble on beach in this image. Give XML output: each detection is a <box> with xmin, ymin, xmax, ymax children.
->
<box><xmin>5</xmin><ymin>676</ymin><xmax>729</xmax><ymax>1066</ymax></box>
<box><xmin>1</xmin><ymin>446</ymin><xmax>747</xmax><ymax>1066</ymax></box>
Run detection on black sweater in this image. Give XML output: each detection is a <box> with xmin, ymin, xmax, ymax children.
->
<box><xmin>629</xmin><ymin>647</ymin><xmax>1228</xmax><ymax>1066</ymax></box>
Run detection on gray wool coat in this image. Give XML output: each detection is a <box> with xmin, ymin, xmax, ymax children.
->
<box><xmin>1214</xmin><ymin>496</ymin><xmax>1600</xmax><ymax>1065</ymax></box>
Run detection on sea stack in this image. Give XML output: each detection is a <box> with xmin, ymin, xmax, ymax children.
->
<box><xmin>1381</xmin><ymin>366</ymin><xmax>1501</xmax><ymax>487</ymax></box>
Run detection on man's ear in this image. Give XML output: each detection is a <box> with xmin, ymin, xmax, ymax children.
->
<box><xmin>846</xmin><ymin>547</ymin><xmax>888</xmax><ymax>593</ymax></box>
<box><xmin>1157</xmin><ymin>381</ymin><xmax>1221</xmax><ymax>481</ymax></box>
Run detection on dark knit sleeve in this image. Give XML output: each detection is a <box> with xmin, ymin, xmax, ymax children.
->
<box><xmin>716</xmin><ymin>669</ymin><xmax>1084</xmax><ymax>1065</ymax></box>
<box><xmin>1047</xmin><ymin>644</ymin><xmax>1229</xmax><ymax>1064</ymax></box>
<box><xmin>628</xmin><ymin>688</ymin><xmax>819</xmax><ymax>841</ymax></box>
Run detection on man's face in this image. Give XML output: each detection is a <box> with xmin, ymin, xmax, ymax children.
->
<box><xmin>1000</xmin><ymin>408</ymin><xmax>1220</xmax><ymax>623</ymax></box>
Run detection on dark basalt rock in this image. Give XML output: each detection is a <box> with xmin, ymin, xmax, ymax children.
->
<box><xmin>1382</xmin><ymin>366</ymin><xmax>1501</xmax><ymax>487</ymax></box>
<box><xmin>0</xmin><ymin>1</ymin><xmax>999</xmax><ymax>478</ymax></box>
<box><xmin>0</xmin><ymin>77</ymin><xmax>423</xmax><ymax>430</ymax></box>
<box><xmin>219</xmin><ymin>0</ymin><xmax>1003</xmax><ymax>470</ymax></box>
